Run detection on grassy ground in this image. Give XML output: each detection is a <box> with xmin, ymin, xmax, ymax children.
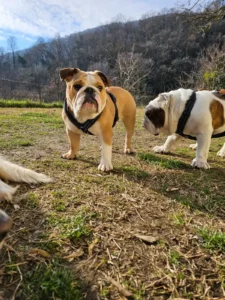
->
<box><xmin>1</xmin><ymin>107</ymin><xmax>225</xmax><ymax>299</ymax></box>
<box><xmin>0</xmin><ymin>99</ymin><xmax>63</xmax><ymax>108</ymax></box>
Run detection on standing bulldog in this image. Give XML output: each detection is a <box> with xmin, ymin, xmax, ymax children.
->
<box><xmin>143</xmin><ymin>88</ymin><xmax>225</xmax><ymax>169</ymax></box>
<box><xmin>60</xmin><ymin>68</ymin><xmax>136</xmax><ymax>171</ymax></box>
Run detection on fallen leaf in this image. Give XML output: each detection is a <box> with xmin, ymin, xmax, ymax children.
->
<box><xmin>88</xmin><ymin>238</ymin><xmax>99</xmax><ymax>256</ymax></box>
<box><xmin>134</xmin><ymin>234</ymin><xmax>159</xmax><ymax>244</ymax></box>
<box><xmin>166</xmin><ymin>187</ymin><xmax>179</xmax><ymax>192</ymax></box>
<box><xmin>29</xmin><ymin>248</ymin><xmax>51</xmax><ymax>258</ymax></box>
<box><xmin>64</xmin><ymin>248</ymin><xmax>84</xmax><ymax>261</ymax></box>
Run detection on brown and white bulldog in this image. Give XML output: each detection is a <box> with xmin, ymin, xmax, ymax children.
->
<box><xmin>0</xmin><ymin>209</ymin><xmax>12</xmax><ymax>249</ymax></box>
<box><xmin>60</xmin><ymin>68</ymin><xmax>136</xmax><ymax>171</ymax></box>
<box><xmin>143</xmin><ymin>88</ymin><xmax>225</xmax><ymax>169</ymax></box>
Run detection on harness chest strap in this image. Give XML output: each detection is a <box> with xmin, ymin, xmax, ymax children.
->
<box><xmin>64</xmin><ymin>91</ymin><xmax>119</xmax><ymax>135</ymax></box>
<box><xmin>175</xmin><ymin>91</ymin><xmax>225</xmax><ymax>140</ymax></box>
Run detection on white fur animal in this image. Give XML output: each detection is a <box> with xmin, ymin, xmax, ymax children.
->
<box><xmin>143</xmin><ymin>88</ymin><xmax>225</xmax><ymax>169</ymax></box>
<box><xmin>0</xmin><ymin>157</ymin><xmax>51</xmax><ymax>201</ymax></box>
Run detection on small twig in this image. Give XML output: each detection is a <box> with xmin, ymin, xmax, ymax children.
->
<box><xmin>100</xmin><ymin>272</ymin><xmax>133</xmax><ymax>297</ymax></box>
<box><xmin>134</xmin><ymin>208</ymin><xmax>145</xmax><ymax>222</ymax></box>
<box><xmin>4</xmin><ymin>242</ymin><xmax>20</xmax><ymax>256</ymax></box>
<box><xmin>106</xmin><ymin>247</ymin><xmax>113</xmax><ymax>264</ymax></box>
<box><xmin>11</xmin><ymin>266</ymin><xmax>23</xmax><ymax>300</ymax></box>
<box><xmin>145</xmin><ymin>276</ymin><xmax>168</xmax><ymax>288</ymax></box>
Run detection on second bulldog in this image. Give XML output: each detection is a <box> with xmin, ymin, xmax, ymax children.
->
<box><xmin>60</xmin><ymin>68</ymin><xmax>136</xmax><ymax>171</ymax></box>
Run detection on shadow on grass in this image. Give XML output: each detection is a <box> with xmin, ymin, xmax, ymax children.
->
<box><xmin>114</xmin><ymin>151</ymin><xmax>225</xmax><ymax>219</ymax></box>
<box><xmin>138</xmin><ymin>152</ymin><xmax>191</xmax><ymax>169</ymax></box>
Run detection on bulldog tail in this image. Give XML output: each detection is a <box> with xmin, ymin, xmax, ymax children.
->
<box><xmin>0</xmin><ymin>157</ymin><xmax>51</xmax><ymax>184</ymax></box>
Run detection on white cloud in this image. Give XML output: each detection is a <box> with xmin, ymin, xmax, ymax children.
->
<box><xmin>0</xmin><ymin>0</ymin><xmax>176</xmax><ymax>39</ymax></box>
<box><xmin>0</xmin><ymin>35</ymin><xmax>7</xmax><ymax>41</ymax></box>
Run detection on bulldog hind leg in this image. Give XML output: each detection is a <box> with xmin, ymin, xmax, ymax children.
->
<box><xmin>122</xmin><ymin>115</ymin><xmax>135</xmax><ymax>154</ymax></box>
<box><xmin>217</xmin><ymin>142</ymin><xmax>225</xmax><ymax>157</ymax></box>
<box><xmin>62</xmin><ymin>129</ymin><xmax>81</xmax><ymax>159</ymax></box>
<box><xmin>153</xmin><ymin>134</ymin><xmax>181</xmax><ymax>154</ymax></box>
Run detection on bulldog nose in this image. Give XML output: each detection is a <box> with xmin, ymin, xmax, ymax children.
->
<box><xmin>0</xmin><ymin>209</ymin><xmax>12</xmax><ymax>242</ymax></box>
<box><xmin>85</xmin><ymin>87</ymin><xmax>95</xmax><ymax>94</ymax></box>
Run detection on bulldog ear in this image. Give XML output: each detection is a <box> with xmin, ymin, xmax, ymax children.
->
<box><xmin>159</xmin><ymin>93</ymin><xmax>171</xmax><ymax>106</ymax></box>
<box><xmin>95</xmin><ymin>71</ymin><xmax>110</xmax><ymax>87</ymax></box>
<box><xmin>59</xmin><ymin>68</ymin><xmax>80</xmax><ymax>82</ymax></box>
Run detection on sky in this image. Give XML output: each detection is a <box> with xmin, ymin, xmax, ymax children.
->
<box><xmin>0</xmin><ymin>0</ymin><xmax>178</xmax><ymax>51</ymax></box>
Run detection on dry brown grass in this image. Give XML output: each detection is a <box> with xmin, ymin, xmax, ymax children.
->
<box><xmin>1</xmin><ymin>107</ymin><xmax>225</xmax><ymax>299</ymax></box>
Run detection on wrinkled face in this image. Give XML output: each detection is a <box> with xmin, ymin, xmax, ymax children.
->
<box><xmin>143</xmin><ymin>93</ymin><xmax>169</xmax><ymax>135</ymax></box>
<box><xmin>0</xmin><ymin>209</ymin><xmax>12</xmax><ymax>249</ymax></box>
<box><xmin>60</xmin><ymin>68</ymin><xmax>109</xmax><ymax>120</ymax></box>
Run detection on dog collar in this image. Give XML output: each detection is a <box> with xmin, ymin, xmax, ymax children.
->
<box><xmin>64</xmin><ymin>91</ymin><xmax>119</xmax><ymax>135</ymax></box>
<box><xmin>176</xmin><ymin>91</ymin><xmax>225</xmax><ymax>140</ymax></box>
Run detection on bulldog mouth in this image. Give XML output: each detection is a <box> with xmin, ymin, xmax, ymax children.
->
<box><xmin>82</xmin><ymin>97</ymin><xmax>98</xmax><ymax>110</ymax></box>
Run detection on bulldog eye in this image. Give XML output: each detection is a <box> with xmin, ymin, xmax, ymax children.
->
<box><xmin>74</xmin><ymin>84</ymin><xmax>82</xmax><ymax>91</ymax></box>
<box><xmin>97</xmin><ymin>86</ymin><xmax>103</xmax><ymax>91</ymax></box>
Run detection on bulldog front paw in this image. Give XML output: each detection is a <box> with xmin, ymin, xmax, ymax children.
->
<box><xmin>189</xmin><ymin>143</ymin><xmax>197</xmax><ymax>150</ymax></box>
<box><xmin>191</xmin><ymin>158</ymin><xmax>210</xmax><ymax>169</ymax></box>
<box><xmin>217</xmin><ymin>149</ymin><xmax>225</xmax><ymax>157</ymax></box>
<box><xmin>153</xmin><ymin>145</ymin><xmax>170</xmax><ymax>154</ymax></box>
<box><xmin>98</xmin><ymin>161</ymin><xmax>113</xmax><ymax>172</ymax></box>
<box><xmin>124</xmin><ymin>148</ymin><xmax>135</xmax><ymax>154</ymax></box>
<box><xmin>61</xmin><ymin>151</ymin><xmax>76</xmax><ymax>160</ymax></box>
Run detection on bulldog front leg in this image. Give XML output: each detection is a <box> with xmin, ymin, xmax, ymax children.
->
<box><xmin>98</xmin><ymin>130</ymin><xmax>113</xmax><ymax>172</ymax></box>
<box><xmin>153</xmin><ymin>134</ymin><xmax>181</xmax><ymax>154</ymax></box>
<box><xmin>62</xmin><ymin>128</ymin><xmax>81</xmax><ymax>159</ymax></box>
<box><xmin>192</xmin><ymin>132</ymin><xmax>212</xmax><ymax>169</ymax></box>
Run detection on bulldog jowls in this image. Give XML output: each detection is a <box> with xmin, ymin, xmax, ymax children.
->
<box><xmin>60</xmin><ymin>68</ymin><xmax>136</xmax><ymax>171</ymax></box>
<box><xmin>143</xmin><ymin>88</ymin><xmax>225</xmax><ymax>169</ymax></box>
<box><xmin>0</xmin><ymin>156</ymin><xmax>51</xmax><ymax>201</ymax></box>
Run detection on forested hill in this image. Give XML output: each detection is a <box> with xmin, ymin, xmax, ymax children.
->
<box><xmin>1</xmin><ymin>8</ymin><xmax>225</xmax><ymax>103</ymax></box>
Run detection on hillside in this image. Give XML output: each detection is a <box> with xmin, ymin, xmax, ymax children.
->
<box><xmin>0</xmin><ymin>8</ymin><xmax>225</xmax><ymax>102</ymax></box>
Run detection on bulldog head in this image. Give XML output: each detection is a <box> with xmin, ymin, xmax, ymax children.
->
<box><xmin>60</xmin><ymin>68</ymin><xmax>110</xmax><ymax>121</ymax></box>
<box><xmin>0</xmin><ymin>209</ymin><xmax>12</xmax><ymax>249</ymax></box>
<box><xmin>143</xmin><ymin>93</ymin><xmax>171</xmax><ymax>135</ymax></box>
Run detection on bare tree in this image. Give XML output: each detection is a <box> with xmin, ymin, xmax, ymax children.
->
<box><xmin>115</xmin><ymin>45</ymin><xmax>154</xmax><ymax>96</ymax></box>
<box><xmin>7</xmin><ymin>36</ymin><xmax>17</xmax><ymax>70</ymax></box>
<box><xmin>179</xmin><ymin>0</ymin><xmax>225</xmax><ymax>30</ymax></box>
<box><xmin>0</xmin><ymin>47</ymin><xmax>5</xmax><ymax>72</ymax></box>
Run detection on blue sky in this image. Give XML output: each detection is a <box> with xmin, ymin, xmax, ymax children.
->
<box><xmin>0</xmin><ymin>0</ymin><xmax>180</xmax><ymax>51</ymax></box>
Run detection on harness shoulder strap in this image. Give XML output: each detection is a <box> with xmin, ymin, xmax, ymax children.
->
<box><xmin>106</xmin><ymin>91</ymin><xmax>119</xmax><ymax>127</ymax></box>
<box><xmin>175</xmin><ymin>91</ymin><xmax>197</xmax><ymax>140</ymax></box>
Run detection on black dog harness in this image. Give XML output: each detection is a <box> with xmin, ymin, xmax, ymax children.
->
<box><xmin>176</xmin><ymin>91</ymin><xmax>225</xmax><ymax>140</ymax></box>
<box><xmin>64</xmin><ymin>91</ymin><xmax>119</xmax><ymax>135</ymax></box>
